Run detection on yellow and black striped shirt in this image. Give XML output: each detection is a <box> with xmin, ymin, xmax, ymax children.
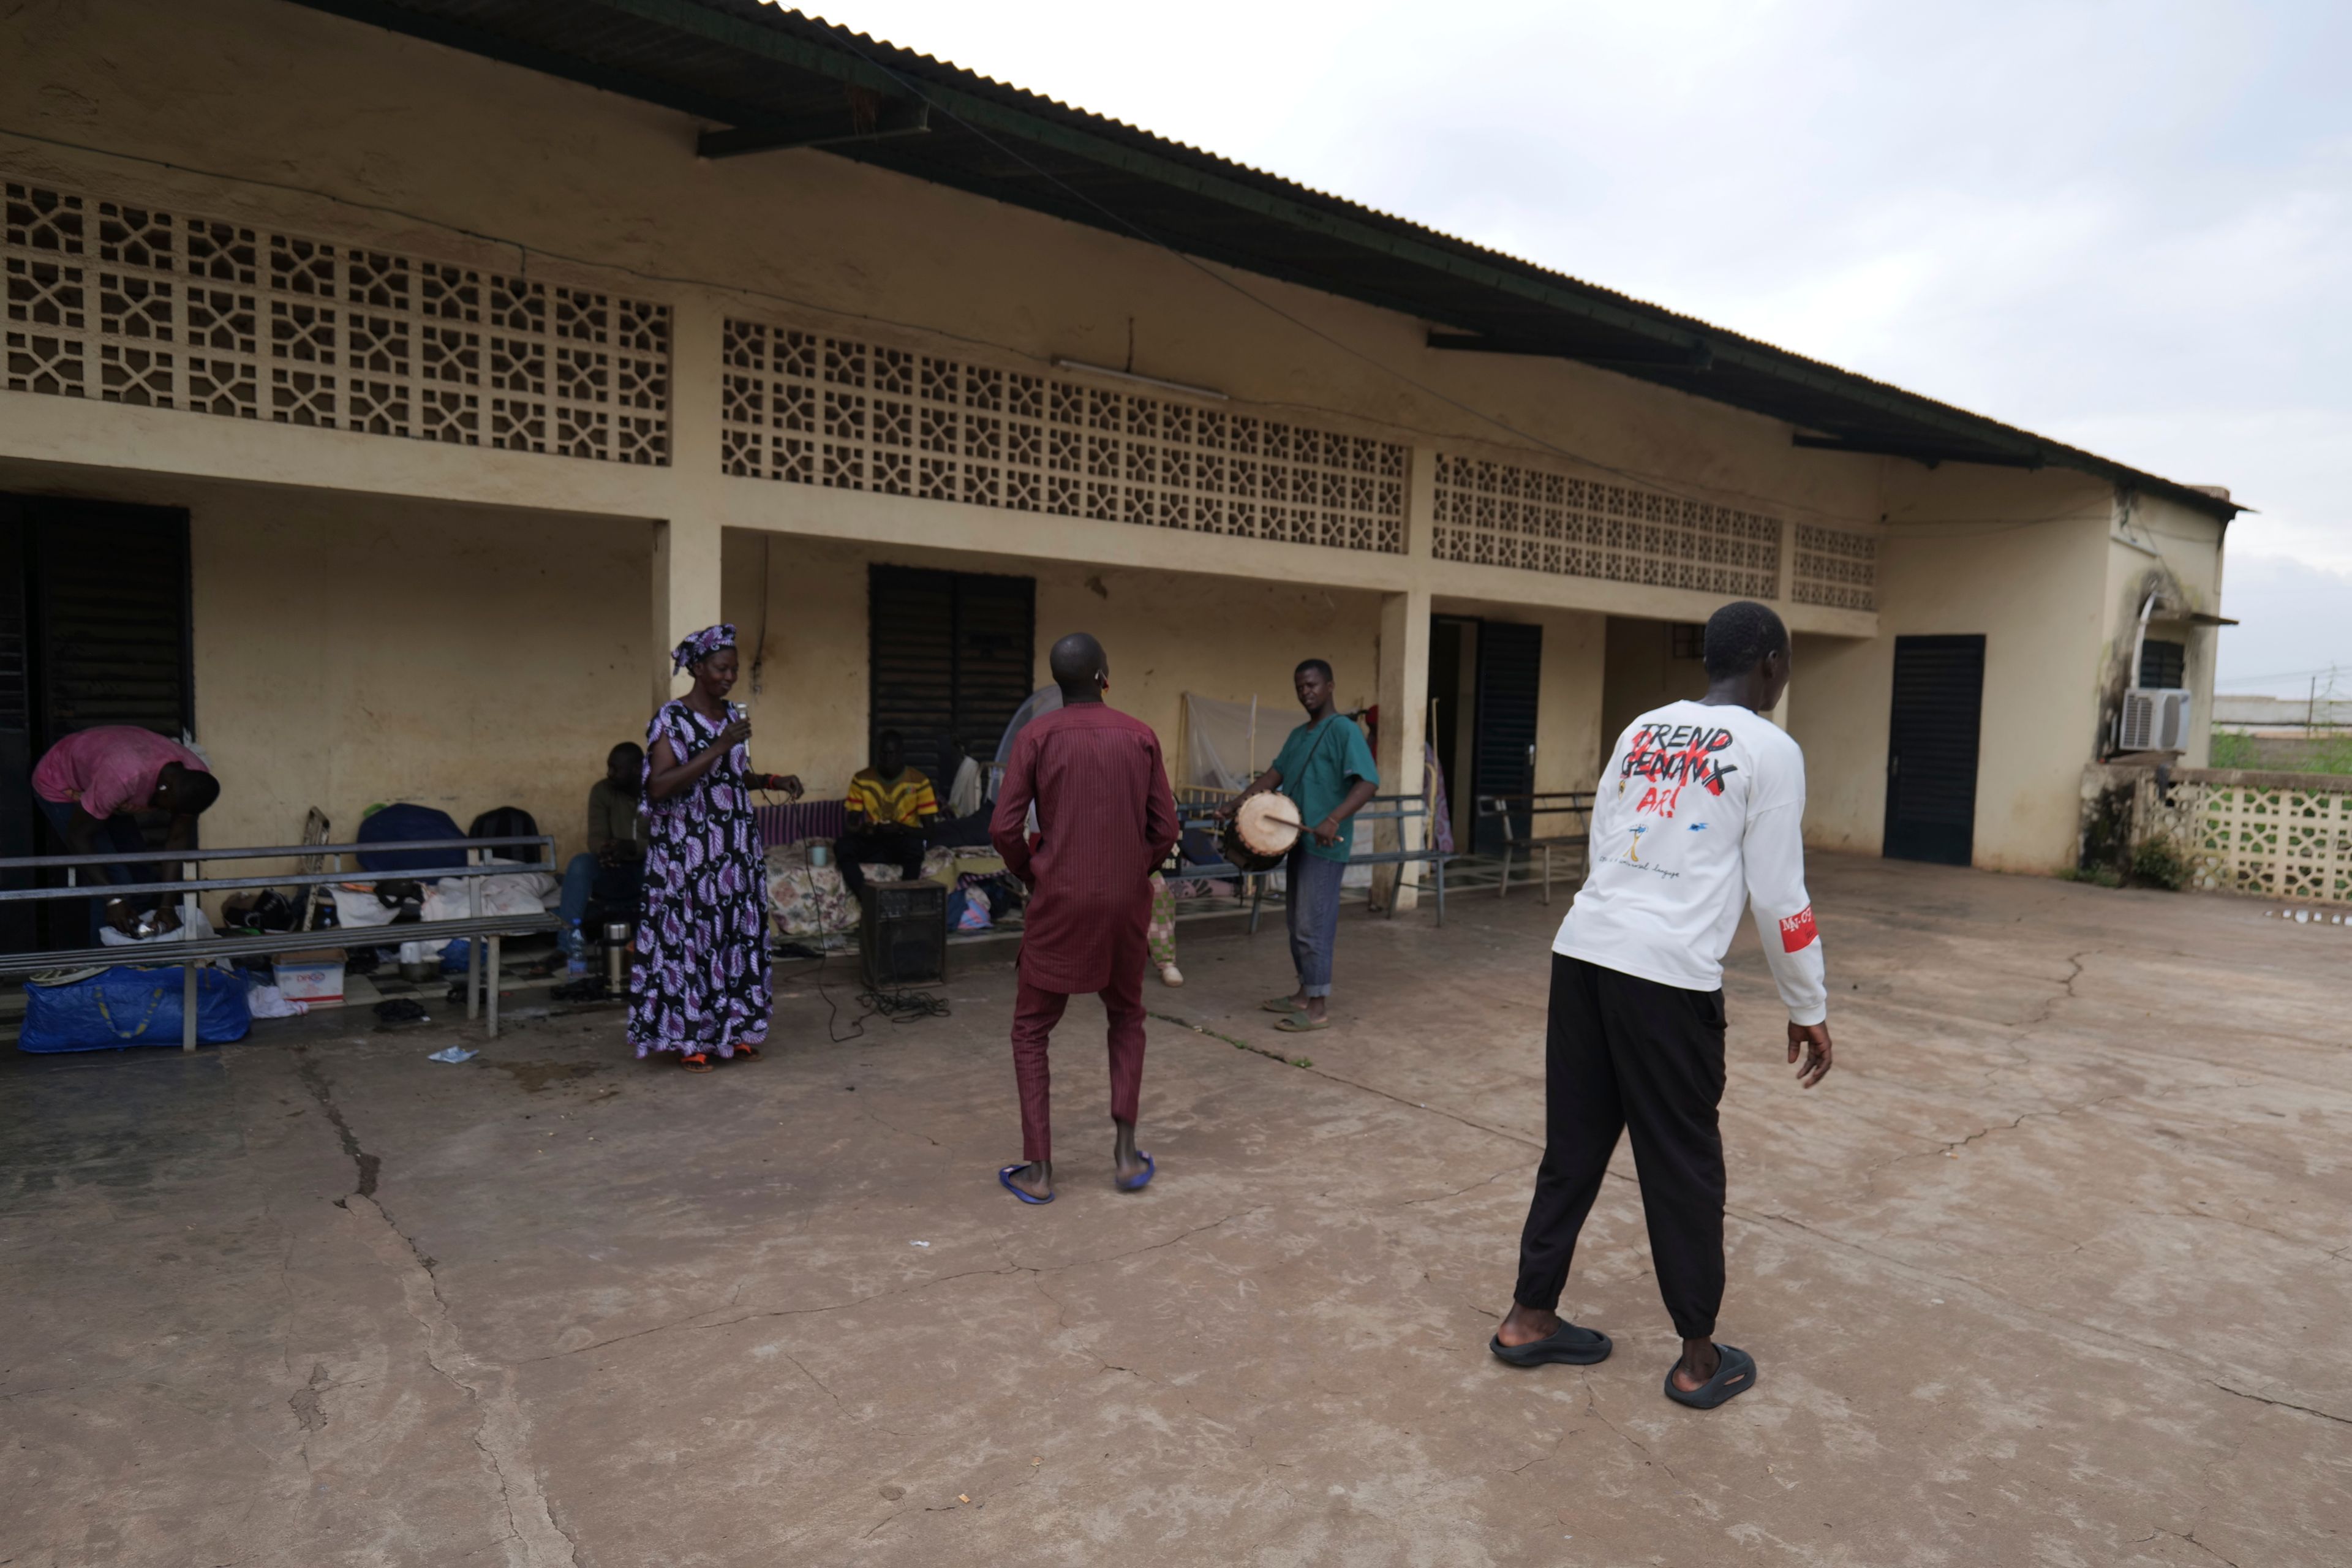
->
<box><xmin>847</xmin><ymin>767</ymin><xmax>940</xmax><ymax>826</ymax></box>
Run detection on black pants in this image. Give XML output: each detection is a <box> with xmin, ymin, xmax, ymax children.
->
<box><xmin>836</xmin><ymin>823</ymin><xmax>927</xmax><ymax>897</ymax></box>
<box><xmin>1515</xmin><ymin>953</ymin><xmax>1728</xmax><ymax>1340</ymax></box>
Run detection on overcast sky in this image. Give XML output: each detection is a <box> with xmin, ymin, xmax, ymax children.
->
<box><xmin>816</xmin><ymin>0</ymin><xmax>2348</xmax><ymax>696</ymax></box>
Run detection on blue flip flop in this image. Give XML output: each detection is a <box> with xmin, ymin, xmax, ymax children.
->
<box><xmin>1115</xmin><ymin>1152</ymin><xmax>1155</xmax><ymax>1193</ymax></box>
<box><xmin>998</xmin><ymin>1164</ymin><xmax>1055</xmax><ymax>1205</ymax></box>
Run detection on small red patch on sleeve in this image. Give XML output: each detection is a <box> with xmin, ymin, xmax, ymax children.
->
<box><xmin>1779</xmin><ymin>907</ymin><xmax>1818</xmax><ymax>952</ymax></box>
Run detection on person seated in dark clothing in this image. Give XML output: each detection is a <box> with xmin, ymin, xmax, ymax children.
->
<box><xmin>32</xmin><ymin>726</ymin><xmax>221</xmax><ymax>941</ymax></box>
<box><xmin>559</xmin><ymin>742</ymin><xmax>647</xmax><ymax>931</ymax></box>
<box><xmin>837</xmin><ymin>729</ymin><xmax>938</xmax><ymax>897</ymax></box>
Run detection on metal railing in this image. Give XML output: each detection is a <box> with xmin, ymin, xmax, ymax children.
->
<box><xmin>1166</xmin><ymin>792</ymin><xmax>1455</xmax><ymax>929</ymax></box>
<box><xmin>1472</xmin><ymin>793</ymin><xmax>1596</xmax><ymax>904</ymax></box>
<box><xmin>0</xmin><ymin>835</ymin><xmax>559</xmax><ymax>1049</ymax></box>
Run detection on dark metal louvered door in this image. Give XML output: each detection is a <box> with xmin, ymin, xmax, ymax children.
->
<box><xmin>1472</xmin><ymin>620</ymin><xmax>1543</xmax><ymax>854</ymax></box>
<box><xmin>869</xmin><ymin>566</ymin><xmax>958</xmax><ymax>785</ymax></box>
<box><xmin>0</xmin><ymin>499</ymin><xmax>34</xmax><ymax>951</ymax></box>
<box><xmin>948</xmin><ymin>572</ymin><xmax>1035</xmax><ymax>781</ymax></box>
<box><xmin>1883</xmin><ymin>634</ymin><xmax>1985</xmax><ymax>867</ymax></box>
<box><xmin>0</xmin><ymin>494</ymin><xmax>194</xmax><ymax>949</ymax></box>
<box><xmin>32</xmin><ymin>502</ymin><xmax>194</xmax><ymax>743</ymax></box>
<box><xmin>867</xmin><ymin>565</ymin><xmax>1035</xmax><ymax>790</ymax></box>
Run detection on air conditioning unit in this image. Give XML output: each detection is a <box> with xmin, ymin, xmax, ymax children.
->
<box><xmin>2120</xmin><ymin>688</ymin><xmax>2193</xmax><ymax>752</ymax></box>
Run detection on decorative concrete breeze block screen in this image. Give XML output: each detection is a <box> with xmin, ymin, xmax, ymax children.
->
<box><xmin>1792</xmin><ymin>523</ymin><xmax>1879</xmax><ymax>611</ymax></box>
<box><xmin>719</xmin><ymin>320</ymin><xmax>1407</xmax><ymax>554</ymax></box>
<box><xmin>4</xmin><ymin>179</ymin><xmax>670</xmax><ymax>464</ymax></box>
<box><xmin>2158</xmin><ymin>778</ymin><xmax>2352</xmax><ymax>905</ymax></box>
<box><xmin>1431</xmin><ymin>452</ymin><xmax>1781</xmax><ymax>598</ymax></box>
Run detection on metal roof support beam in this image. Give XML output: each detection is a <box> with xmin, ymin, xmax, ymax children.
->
<box><xmin>699</xmin><ymin>99</ymin><xmax>930</xmax><ymax>159</ymax></box>
<box><xmin>289</xmin><ymin>0</ymin><xmax>782</xmax><ymax>129</ymax></box>
<box><xmin>1427</xmin><ymin>331</ymin><xmax>1715</xmax><ymax>372</ymax></box>
<box><xmin>1792</xmin><ymin>434</ymin><xmax>2043</xmax><ymax>471</ymax></box>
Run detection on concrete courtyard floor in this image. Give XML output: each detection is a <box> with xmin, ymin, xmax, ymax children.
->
<box><xmin>5</xmin><ymin>853</ymin><xmax>2351</xmax><ymax>1567</ymax></box>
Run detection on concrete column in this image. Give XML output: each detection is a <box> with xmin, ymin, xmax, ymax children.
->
<box><xmin>650</xmin><ymin>291</ymin><xmax>726</xmax><ymax>708</ymax></box>
<box><xmin>650</xmin><ymin>513</ymin><xmax>724</xmax><ymax>710</ymax></box>
<box><xmin>1376</xmin><ymin>584</ymin><xmax>1432</xmax><ymax>910</ymax></box>
<box><xmin>1374</xmin><ymin>447</ymin><xmax>1439</xmax><ymax>910</ymax></box>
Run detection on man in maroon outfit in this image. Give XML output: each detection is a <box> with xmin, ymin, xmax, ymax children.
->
<box><xmin>990</xmin><ymin>632</ymin><xmax>1180</xmax><ymax>1203</ymax></box>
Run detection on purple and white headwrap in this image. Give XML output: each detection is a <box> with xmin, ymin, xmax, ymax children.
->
<box><xmin>671</xmin><ymin>622</ymin><xmax>737</xmax><ymax>673</ymax></box>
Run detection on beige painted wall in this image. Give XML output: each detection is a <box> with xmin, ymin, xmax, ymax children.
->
<box><xmin>190</xmin><ymin>491</ymin><xmax>652</xmax><ymax>869</ymax></box>
<box><xmin>717</xmin><ymin>532</ymin><xmax>1384</xmax><ymax>800</ymax></box>
<box><xmin>1600</xmin><ymin>616</ymin><xmax>1711</xmax><ymax>750</ymax></box>
<box><xmin>2097</xmin><ymin>492</ymin><xmax>2229</xmax><ymax>768</ymax></box>
<box><xmin>1533</xmin><ymin>611</ymin><xmax>1609</xmax><ymax>796</ymax></box>
<box><xmin>1794</xmin><ymin>470</ymin><xmax>2119</xmax><ymax>871</ymax></box>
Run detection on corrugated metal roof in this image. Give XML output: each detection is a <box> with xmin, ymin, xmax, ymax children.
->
<box><xmin>288</xmin><ymin>0</ymin><xmax>2240</xmax><ymax>520</ymax></box>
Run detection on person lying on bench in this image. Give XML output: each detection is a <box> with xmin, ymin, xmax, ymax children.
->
<box><xmin>839</xmin><ymin>730</ymin><xmax>938</xmax><ymax>897</ymax></box>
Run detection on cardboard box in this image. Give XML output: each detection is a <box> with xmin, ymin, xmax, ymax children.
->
<box><xmin>273</xmin><ymin>948</ymin><xmax>348</xmax><ymax>1006</ymax></box>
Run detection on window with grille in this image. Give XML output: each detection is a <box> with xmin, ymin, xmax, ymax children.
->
<box><xmin>2139</xmin><ymin>638</ymin><xmax>2187</xmax><ymax>690</ymax></box>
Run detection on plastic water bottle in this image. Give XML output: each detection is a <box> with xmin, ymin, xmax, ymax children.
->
<box><xmin>563</xmin><ymin>918</ymin><xmax>589</xmax><ymax>974</ymax></box>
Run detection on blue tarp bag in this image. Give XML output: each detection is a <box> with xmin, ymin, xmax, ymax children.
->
<box><xmin>356</xmin><ymin>803</ymin><xmax>467</xmax><ymax>875</ymax></box>
<box><xmin>20</xmin><ymin>966</ymin><xmax>253</xmax><ymax>1052</ymax></box>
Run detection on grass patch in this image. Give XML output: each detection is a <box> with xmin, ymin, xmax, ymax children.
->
<box><xmin>2210</xmin><ymin>729</ymin><xmax>2352</xmax><ymax>775</ymax></box>
<box><xmin>2131</xmin><ymin>839</ymin><xmax>2190</xmax><ymax>890</ymax></box>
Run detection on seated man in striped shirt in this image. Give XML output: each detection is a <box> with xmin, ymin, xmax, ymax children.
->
<box><xmin>838</xmin><ymin>729</ymin><xmax>939</xmax><ymax>897</ymax></box>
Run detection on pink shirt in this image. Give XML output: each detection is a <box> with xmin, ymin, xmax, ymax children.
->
<box><xmin>32</xmin><ymin>726</ymin><xmax>208</xmax><ymax>818</ymax></box>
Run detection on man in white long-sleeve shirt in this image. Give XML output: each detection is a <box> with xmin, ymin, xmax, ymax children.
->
<box><xmin>1491</xmin><ymin>600</ymin><xmax>1833</xmax><ymax>1411</ymax></box>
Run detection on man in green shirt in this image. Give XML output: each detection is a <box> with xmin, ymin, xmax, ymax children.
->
<box><xmin>1221</xmin><ymin>658</ymin><xmax>1379</xmax><ymax>1031</ymax></box>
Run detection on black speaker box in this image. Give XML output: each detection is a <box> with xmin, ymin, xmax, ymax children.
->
<box><xmin>859</xmin><ymin>879</ymin><xmax>946</xmax><ymax>988</ymax></box>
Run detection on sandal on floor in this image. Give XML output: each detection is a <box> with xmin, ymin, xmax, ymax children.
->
<box><xmin>1261</xmin><ymin>995</ymin><xmax>1307</xmax><ymax>1012</ymax></box>
<box><xmin>679</xmin><ymin>1052</ymin><xmax>714</xmax><ymax>1074</ymax></box>
<box><xmin>1273</xmin><ymin>1012</ymin><xmax>1330</xmax><ymax>1032</ymax></box>
<box><xmin>1663</xmin><ymin>1344</ymin><xmax>1756</xmax><ymax>1409</ymax></box>
<box><xmin>1115</xmin><ymin>1152</ymin><xmax>1155</xmax><ymax>1193</ymax></box>
<box><xmin>998</xmin><ymin>1164</ymin><xmax>1055</xmax><ymax>1205</ymax></box>
<box><xmin>1489</xmin><ymin>1320</ymin><xmax>1613</xmax><ymax>1367</ymax></box>
<box><xmin>731</xmin><ymin>1042</ymin><xmax>763</xmax><ymax>1061</ymax></box>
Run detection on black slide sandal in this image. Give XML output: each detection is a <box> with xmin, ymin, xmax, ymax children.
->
<box><xmin>1662</xmin><ymin>1344</ymin><xmax>1757</xmax><ymax>1409</ymax></box>
<box><xmin>1488</xmin><ymin>1321</ymin><xmax>1613</xmax><ymax>1367</ymax></box>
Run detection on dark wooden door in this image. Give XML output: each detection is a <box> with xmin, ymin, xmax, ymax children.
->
<box><xmin>1472</xmin><ymin>620</ymin><xmax>1543</xmax><ymax>854</ymax></box>
<box><xmin>1883</xmin><ymin>634</ymin><xmax>1984</xmax><ymax>867</ymax></box>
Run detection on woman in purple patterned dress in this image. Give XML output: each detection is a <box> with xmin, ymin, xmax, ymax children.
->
<box><xmin>630</xmin><ymin>624</ymin><xmax>802</xmax><ymax>1072</ymax></box>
